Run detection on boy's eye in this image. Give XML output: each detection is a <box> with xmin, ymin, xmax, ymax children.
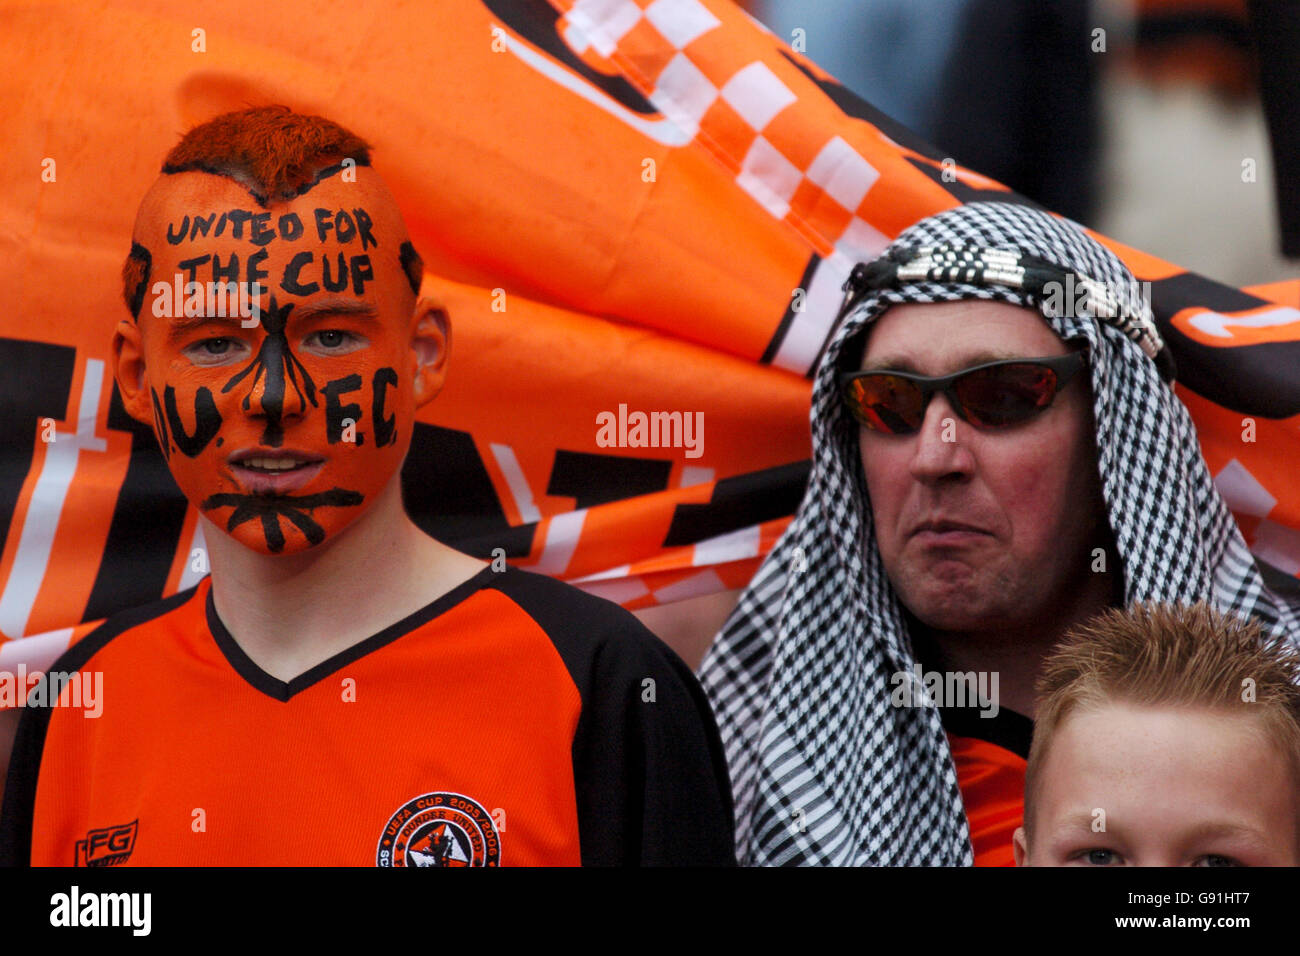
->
<box><xmin>184</xmin><ymin>337</ymin><xmax>247</xmax><ymax>365</ymax></box>
<box><xmin>305</xmin><ymin>329</ymin><xmax>364</xmax><ymax>353</ymax></box>
<box><xmin>1085</xmin><ymin>848</ymin><xmax>1119</xmax><ymax>866</ymax></box>
<box><xmin>1194</xmin><ymin>854</ymin><xmax>1240</xmax><ymax>868</ymax></box>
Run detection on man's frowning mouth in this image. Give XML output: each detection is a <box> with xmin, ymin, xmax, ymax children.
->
<box><xmin>909</xmin><ymin>518</ymin><xmax>992</xmax><ymax>538</ymax></box>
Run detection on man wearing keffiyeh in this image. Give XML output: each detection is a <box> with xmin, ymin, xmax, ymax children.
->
<box><xmin>698</xmin><ymin>201</ymin><xmax>1300</xmax><ymax>867</ymax></box>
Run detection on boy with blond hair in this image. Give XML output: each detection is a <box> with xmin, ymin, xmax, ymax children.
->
<box><xmin>1014</xmin><ymin>602</ymin><xmax>1300</xmax><ymax>867</ymax></box>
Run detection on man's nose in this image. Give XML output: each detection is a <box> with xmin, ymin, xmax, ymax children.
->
<box><xmin>907</xmin><ymin>393</ymin><xmax>976</xmax><ymax>484</ymax></box>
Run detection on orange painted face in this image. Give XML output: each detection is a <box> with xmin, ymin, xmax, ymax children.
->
<box><xmin>119</xmin><ymin>168</ymin><xmax>430</xmax><ymax>554</ymax></box>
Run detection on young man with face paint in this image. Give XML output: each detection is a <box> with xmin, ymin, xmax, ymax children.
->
<box><xmin>0</xmin><ymin>106</ymin><xmax>735</xmax><ymax>867</ymax></box>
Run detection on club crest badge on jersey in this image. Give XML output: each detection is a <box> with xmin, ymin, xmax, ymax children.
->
<box><xmin>376</xmin><ymin>792</ymin><xmax>501</xmax><ymax>867</ymax></box>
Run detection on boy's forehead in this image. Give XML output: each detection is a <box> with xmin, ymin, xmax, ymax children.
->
<box><xmin>1039</xmin><ymin>702</ymin><xmax>1293</xmax><ymax>809</ymax></box>
<box><xmin>1032</xmin><ymin>702</ymin><xmax>1299</xmax><ymax>859</ymax></box>
<box><xmin>130</xmin><ymin>168</ymin><xmax>416</xmax><ymax>322</ymax></box>
<box><xmin>132</xmin><ymin>168</ymin><xmax>409</xmax><ymax>250</ymax></box>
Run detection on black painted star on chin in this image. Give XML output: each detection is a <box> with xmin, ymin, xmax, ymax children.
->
<box><xmin>201</xmin><ymin>488</ymin><xmax>364</xmax><ymax>553</ymax></box>
<box><xmin>222</xmin><ymin>293</ymin><xmax>319</xmax><ymax>447</ymax></box>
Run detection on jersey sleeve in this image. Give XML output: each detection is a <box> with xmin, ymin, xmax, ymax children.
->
<box><xmin>0</xmin><ymin>587</ymin><xmax>196</xmax><ymax>867</ymax></box>
<box><xmin>0</xmin><ymin>695</ymin><xmax>54</xmax><ymax>867</ymax></box>
<box><xmin>571</xmin><ymin>625</ymin><xmax>737</xmax><ymax>866</ymax></box>
<box><xmin>490</xmin><ymin>569</ymin><xmax>737</xmax><ymax>866</ymax></box>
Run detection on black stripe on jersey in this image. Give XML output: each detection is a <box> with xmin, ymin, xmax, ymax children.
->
<box><xmin>910</xmin><ymin>623</ymin><xmax>1033</xmax><ymax>759</ymax></box>
<box><xmin>488</xmin><ymin>568</ymin><xmax>737</xmax><ymax>866</ymax></box>
<box><xmin>0</xmin><ymin>585</ymin><xmax>202</xmax><ymax>867</ymax></box>
<box><xmin>205</xmin><ymin>565</ymin><xmax>498</xmax><ymax>702</ymax></box>
<box><xmin>940</xmin><ymin>704</ymin><xmax>1033</xmax><ymax>761</ymax></box>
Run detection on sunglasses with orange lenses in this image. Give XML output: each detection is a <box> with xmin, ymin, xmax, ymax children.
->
<box><xmin>839</xmin><ymin>352</ymin><xmax>1088</xmax><ymax>434</ymax></box>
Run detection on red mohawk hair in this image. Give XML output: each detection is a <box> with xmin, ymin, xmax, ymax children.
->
<box><xmin>160</xmin><ymin>104</ymin><xmax>372</xmax><ymax>206</ymax></box>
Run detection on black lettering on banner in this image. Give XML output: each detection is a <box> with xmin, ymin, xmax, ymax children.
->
<box><xmin>214</xmin><ymin>211</ymin><xmax>228</xmax><ymax>238</ymax></box>
<box><xmin>1149</xmin><ymin>272</ymin><xmax>1300</xmax><ymax>418</ymax></box>
<box><xmin>479</xmin><ymin>0</ymin><xmax>658</xmax><ymax>115</ymax></box>
<box><xmin>372</xmin><ymin>366</ymin><xmax>398</xmax><ymax>447</ymax></box>
<box><xmin>663</xmin><ymin>461</ymin><xmax>811</xmax><ymax>547</ymax></box>
<box><xmin>401</xmin><ymin>422</ymin><xmax>536</xmax><ymax>558</ymax></box>
<box><xmin>0</xmin><ymin>339</ymin><xmax>76</xmax><ymax>567</ymax></box>
<box><xmin>323</xmin><ymin>374</ymin><xmax>364</xmax><ymax>444</ymax></box>
<box><xmin>85</xmin><ymin>383</ymin><xmax>190</xmax><ymax>622</ymax></box>
<box><xmin>546</xmin><ymin>451</ymin><xmax>671</xmax><ymax>509</ymax></box>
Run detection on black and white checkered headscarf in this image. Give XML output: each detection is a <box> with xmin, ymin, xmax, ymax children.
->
<box><xmin>698</xmin><ymin>202</ymin><xmax>1300</xmax><ymax>866</ymax></box>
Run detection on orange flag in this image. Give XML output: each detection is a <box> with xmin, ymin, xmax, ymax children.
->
<box><xmin>1</xmin><ymin>0</ymin><xmax>1296</xmax><ymax>671</ymax></box>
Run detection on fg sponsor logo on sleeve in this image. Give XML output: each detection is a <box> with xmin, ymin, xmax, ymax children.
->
<box><xmin>74</xmin><ymin>819</ymin><xmax>138</xmax><ymax>867</ymax></box>
<box><xmin>377</xmin><ymin>792</ymin><xmax>501</xmax><ymax>867</ymax></box>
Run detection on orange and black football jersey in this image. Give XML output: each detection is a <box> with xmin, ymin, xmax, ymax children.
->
<box><xmin>0</xmin><ymin>567</ymin><xmax>736</xmax><ymax>866</ymax></box>
<box><xmin>940</xmin><ymin>706</ymin><xmax>1030</xmax><ymax>868</ymax></box>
